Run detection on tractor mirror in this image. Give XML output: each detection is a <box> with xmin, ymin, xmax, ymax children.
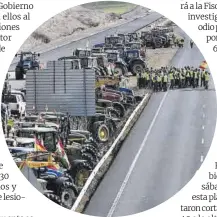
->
<box><xmin>15</xmin><ymin>54</ymin><xmax>17</xmax><ymax>57</ymax></box>
<box><xmin>38</xmin><ymin>53</ymin><xmax>40</xmax><ymax>57</ymax></box>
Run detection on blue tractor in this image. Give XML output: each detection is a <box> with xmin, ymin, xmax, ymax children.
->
<box><xmin>15</xmin><ymin>52</ymin><xmax>40</xmax><ymax>80</ymax></box>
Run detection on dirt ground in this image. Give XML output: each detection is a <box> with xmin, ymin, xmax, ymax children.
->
<box><xmin>20</xmin><ymin>5</ymin><xmax>149</xmax><ymax>52</ymax></box>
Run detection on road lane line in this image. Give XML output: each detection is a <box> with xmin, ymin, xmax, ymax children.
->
<box><xmin>202</xmin><ymin>125</ymin><xmax>205</xmax><ymax>130</ymax></box>
<box><xmin>200</xmin><ymin>155</ymin><xmax>204</xmax><ymax>162</ymax></box>
<box><xmin>201</xmin><ymin>138</ymin><xmax>204</xmax><ymax>144</ymax></box>
<box><xmin>202</xmin><ymin>113</ymin><xmax>205</xmax><ymax>118</ymax></box>
<box><xmin>107</xmin><ymin>91</ymin><xmax>168</xmax><ymax>217</ymax></box>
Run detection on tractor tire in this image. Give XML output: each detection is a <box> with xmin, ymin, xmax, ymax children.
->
<box><xmin>82</xmin><ymin>144</ymin><xmax>98</xmax><ymax>154</ymax></box>
<box><xmin>74</xmin><ymin>162</ymin><xmax>92</xmax><ymax>188</ymax></box>
<box><xmin>81</xmin><ymin>146</ymin><xmax>98</xmax><ymax>161</ymax></box>
<box><xmin>107</xmin><ymin>107</ymin><xmax>120</xmax><ymax>119</ymax></box>
<box><xmin>81</xmin><ymin>152</ymin><xmax>97</xmax><ymax>168</ymax></box>
<box><xmin>131</xmin><ymin>62</ymin><xmax>144</xmax><ymax>76</ymax></box>
<box><xmin>107</xmin><ymin>119</ymin><xmax>117</xmax><ymax>137</ymax></box>
<box><xmin>126</xmin><ymin>95</ymin><xmax>136</xmax><ymax>105</ymax></box>
<box><xmin>60</xmin><ymin>181</ymin><xmax>77</xmax><ymax>209</ymax></box>
<box><xmin>93</xmin><ymin>122</ymin><xmax>110</xmax><ymax>143</ymax></box>
<box><xmin>113</xmin><ymin>102</ymin><xmax>125</xmax><ymax>118</ymax></box>
<box><xmin>44</xmin><ymin>192</ymin><xmax>61</xmax><ymax>205</ymax></box>
<box><xmin>114</xmin><ymin>64</ymin><xmax>127</xmax><ymax>76</ymax></box>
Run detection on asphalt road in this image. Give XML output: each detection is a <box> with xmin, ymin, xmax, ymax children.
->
<box><xmin>84</xmin><ymin>39</ymin><xmax>217</xmax><ymax>216</ymax></box>
<box><xmin>9</xmin><ymin>12</ymin><xmax>162</xmax><ymax>71</ymax></box>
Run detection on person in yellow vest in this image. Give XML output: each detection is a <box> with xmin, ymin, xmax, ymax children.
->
<box><xmin>175</xmin><ymin>38</ymin><xmax>179</xmax><ymax>47</ymax></box>
<box><xmin>169</xmin><ymin>70</ymin><xmax>174</xmax><ymax>89</ymax></box>
<box><xmin>152</xmin><ymin>72</ymin><xmax>158</xmax><ymax>92</ymax></box>
<box><xmin>157</xmin><ymin>73</ymin><xmax>162</xmax><ymax>91</ymax></box>
<box><xmin>146</xmin><ymin>70</ymin><xmax>150</xmax><ymax>89</ymax></box>
<box><xmin>204</xmin><ymin>71</ymin><xmax>210</xmax><ymax>89</ymax></box>
<box><xmin>142</xmin><ymin>68</ymin><xmax>148</xmax><ymax>88</ymax></box>
<box><xmin>137</xmin><ymin>71</ymin><xmax>142</xmax><ymax>89</ymax></box>
<box><xmin>193</xmin><ymin>69</ymin><xmax>198</xmax><ymax>88</ymax></box>
<box><xmin>201</xmin><ymin>69</ymin><xmax>205</xmax><ymax>87</ymax></box>
<box><xmin>190</xmin><ymin>67</ymin><xmax>194</xmax><ymax>87</ymax></box>
<box><xmin>180</xmin><ymin>68</ymin><xmax>186</xmax><ymax>88</ymax></box>
<box><xmin>7</xmin><ymin>117</ymin><xmax>14</xmax><ymax>137</ymax></box>
<box><xmin>151</xmin><ymin>70</ymin><xmax>156</xmax><ymax>89</ymax></box>
<box><xmin>196</xmin><ymin>68</ymin><xmax>201</xmax><ymax>87</ymax></box>
<box><xmin>185</xmin><ymin>67</ymin><xmax>191</xmax><ymax>87</ymax></box>
<box><xmin>162</xmin><ymin>72</ymin><xmax>168</xmax><ymax>91</ymax></box>
<box><xmin>174</xmin><ymin>68</ymin><xmax>179</xmax><ymax>87</ymax></box>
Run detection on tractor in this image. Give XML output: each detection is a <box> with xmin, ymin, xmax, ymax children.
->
<box><xmin>14</xmin><ymin>127</ymin><xmax>96</xmax><ymax>188</ymax></box>
<box><xmin>106</xmin><ymin>49</ymin><xmax>146</xmax><ymax>76</ymax></box>
<box><xmin>15</xmin><ymin>152</ymin><xmax>78</xmax><ymax>209</ymax></box>
<box><xmin>15</xmin><ymin>52</ymin><xmax>40</xmax><ymax>80</ymax></box>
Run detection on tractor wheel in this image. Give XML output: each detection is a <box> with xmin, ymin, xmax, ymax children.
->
<box><xmin>82</xmin><ymin>146</ymin><xmax>98</xmax><ymax>159</ymax></box>
<box><xmin>60</xmin><ymin>181</ymin><xmax>77</xmax><ymax>209</ymax></box>
<box><xmin>44</xmin><ymin>192</ymin><xmax>61</xmax><ymax>205</ymax></box>
<box><xmin>131</xmin><ymin>62</ymin><xmax>144</xmax><ymax>76</ymax></box>
<box><xmin>113</xmin><ymin>103</ymin><xmax>125</xmax><ymax>118</ymax></box>
<box><xmin>74</xmin><ymin>162</ymin><xmax>92</xmax><ymax>188</ymax></box>
<box><xmin>81</xmin><ymin>152</ymin><xmax>97</xmax><ymax>167</ymax></box>
<box><xmin>109</xmin><ymin>108</ymin><xmax>120</xmax><ymax>119</ymax></box>
<box><xmin>114</xmin><ymin>64</ymin><xmax>127</xmax><ymax>76</ymax></box>
<box><xmin>126</xmin><ymin>95</ymin><xmax>136</xmax><ymax>105</ymax></box>
<box><xmin>82</xmin><ymin>144</ymin><xmax>98</xmax><ymax>155</ymax></box>
<box><xmin>94</xmin><ymin>122</ymin><xmax>110</xmax><ymax>143</ymax></box>
<box><xmin>107</xmin><ymin>119</ymin><xmax>117</xmax><ymax>137</ymax></box>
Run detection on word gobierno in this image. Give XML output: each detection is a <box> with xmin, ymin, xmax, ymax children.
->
<box><xmin>0</xmin><ymin>2</ymin><xmax>34</xmax><ymax>10</ymax></box>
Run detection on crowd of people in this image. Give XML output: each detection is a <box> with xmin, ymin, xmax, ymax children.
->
<box><xmin>137</xmin><ymin>66</ymin><xmax>210</xmax><ymax>92</ymax></box>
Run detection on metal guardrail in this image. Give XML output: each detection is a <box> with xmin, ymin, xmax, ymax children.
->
<box><xmin>71</xmin><ymin>93</ymin><xmax>150</xmax><ymax>212</ymax></box>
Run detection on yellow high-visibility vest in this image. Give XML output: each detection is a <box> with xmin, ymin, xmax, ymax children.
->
<box><xmin>205</xmin><ymin>73</ymin><xmax>209</xmax><ymax>81</ymax></box>
<box><xmin>169</xmin><ymin>73</ymin><xmax>174</xmax><ymax>80</ymax></box>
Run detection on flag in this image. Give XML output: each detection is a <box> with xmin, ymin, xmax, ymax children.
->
<box><xmin>199</xmin><ymin>61</ymin><xmax>208</xmax><ymax>70</ymax></box>
<box><xmin>34</xmin><ymin>137</ymin><xmax>46</xmax><ymax>152</ymax></box>
<box><xmin>56</xmin><ymin>138</ymin><xmax>71</xmax><ymax>169</ymax></box>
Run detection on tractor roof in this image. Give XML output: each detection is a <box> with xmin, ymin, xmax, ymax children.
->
<box><xmin>18</xmin><ymin>127</ymin><xmax>57</xmax><ymax>133</ymax></box>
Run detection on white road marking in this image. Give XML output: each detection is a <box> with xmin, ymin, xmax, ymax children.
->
<box><xmin>200</xmin><ymin>155</ymin><xmax>204</xmax><ymax>162</ymax></box>
<box><xmin>201</xmin><ymin>138</ymin><xmax>204</xmax><ymax>144</ymax></box>
<box><xmin>202</xmin><ymin>125</ymin><xmax>205</xmax><ymax>130</ymax></box>
<box><xmin>107</xmin><ymin>91</ymin><xmax>169</xmax><ymax>217</ymax></box>
<box><xmin>203</xmin><ymin>113</ymin><xmax>205</xmax><ymax>118</ymax></box>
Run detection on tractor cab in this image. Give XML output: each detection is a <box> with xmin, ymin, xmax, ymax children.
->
<box><xmin>92</xmin><ymin>53</ymin><xmax>108</xmax><ymax>68</ymax></box>
<box><xmin>106</xmin><ymin>50</ymin><xmax>120</xmax><ymax>63</ymax></box>
<box><xmin>80</xmin><ymin>57</ymin><xmax>98</xmax><ymax>69</ymax></box>
<box><xmin>91</xmin><ymin>47</ymin><xmax>104</xmax><ymax>54</ymax></box>
<box><xmin>105</xmin><ymin>35</ymin><xmax>123</xmax><ymax>47</ymax></box>
<box><xmin>58</xmin><ymin>56</ymin><xmax>81</xmax><ymax>70</ymax></box>
<box><xmin>125</xmin><ymin>42</ymin><xmax>142</xmax><ymax>50</ymax></box>
<box><xmin>124</xmin><ymin>49</ymin><xmax>140</xmax><ymax>61</ymax></box>
<box><xmin>15</xmin><ymin>127</ymin><xmax>57</xmax><ymax>152</ymax></box>
<box><xmin>118</xmin><ymin>34</ymin><xmax>129</xmax><ymax>44</ymax></box>
<box><xmin>72</xmin><ymin>48</ymin><xmax>91</xmax><ymax>58</ymax></box>
<box><xmin>128</xmin><ymin>33</ymin><xmax>139</xmax><ymax>42</ymax></box>
<box><xmin>15</xmin><ymin>52</ymin><xmax>40</xmax><ymax>80</ymax></box>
